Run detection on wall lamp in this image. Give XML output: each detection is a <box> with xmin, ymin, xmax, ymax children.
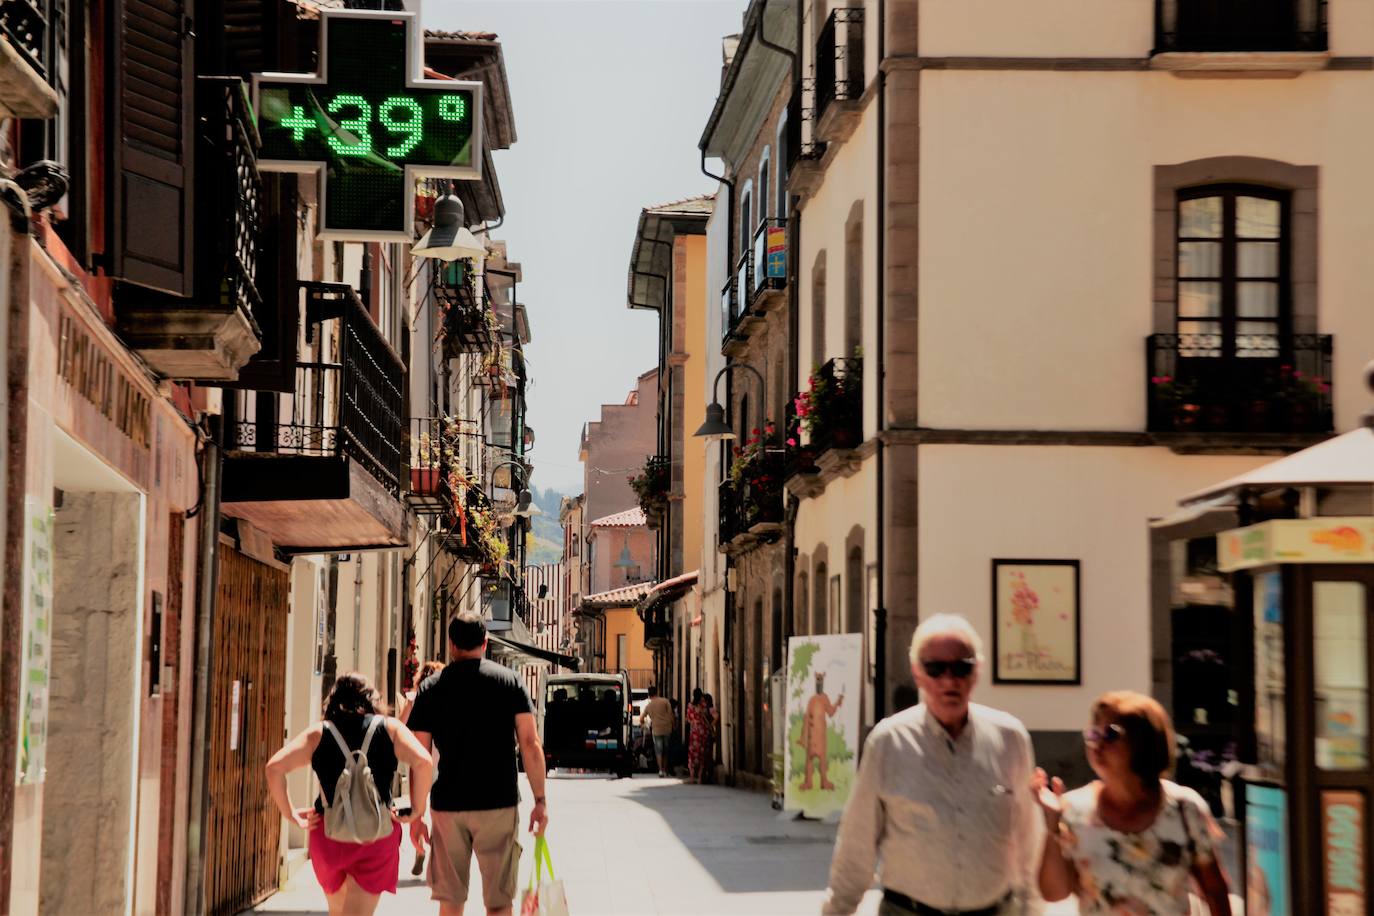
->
<box><xmin>694</xmin><ymin>363</ymin><xmax>767</xmax><ymax>442</ymax></box>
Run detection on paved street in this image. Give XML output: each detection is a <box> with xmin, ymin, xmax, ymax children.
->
<box><xmin>248</xmin><ymin>775</ymin><xmax>1105</xmax><ymax>916</ymax></box>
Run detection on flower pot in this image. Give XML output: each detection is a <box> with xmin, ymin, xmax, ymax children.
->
<box><xmin>1172</xmin><ymin>404</ymin><xmax>1202</xmax><ymax>432</ymax></box>
<box><xmin>410</xmin><ymin>467</ymin><xmax>440</xmax><ymax>495</ymax></box>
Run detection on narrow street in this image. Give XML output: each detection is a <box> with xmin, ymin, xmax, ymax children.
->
<box><xmin>248</xmin><ymin>776</ymin><xmax>871</xmax><ymax>916</ymax></box>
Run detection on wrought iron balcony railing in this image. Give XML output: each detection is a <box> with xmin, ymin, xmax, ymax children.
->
<box><xmin>815</xmin><ymin>8</ymin><xmax>865</xmax><ymax>123</ymax></box>
<box><xmin>720</xmin><ymin>275</ymin><xmax>738</xmax><ymax>346</ymax></box>
<box><xmin>435</xmin><ymin>266</ymin><xmax>497</xmax><ymax>357</ymax></box>
<box><xmin>795</xmin><ymin>357</ymin><xmax>863</xmax><ymax>457</ymax></box>
<box><xmin>719</xmin><ymin>446</ymin><xmax>785</xmax><ymax>545</ymax></box>
<box><xmin>1</xmin><ymin>0</ymin><xmax>49</xmax><ymax>77</ymax></box>
<box><xmin>233</xmin><ymin>283</ymin><xmax>404</xmax><ymax>495</ymax></box>
<box><xmin>750</xmin><ymin>218</ymin><xmax>787</xmax><ymax>304</ymax></box>
<box><xmin>1146</xmin><ymin>333</ymin><xmax>1333</xmax><ymax>434</ymax></box>
<box><xmin>198</xmin><ymin>77</ymin><xmax>263</xmax><ymax>333</ymax></box>
<box><xmin>1155</xmin><ymin>0</ymin><xmax>1326</xmax><ymax>53</ymax></box>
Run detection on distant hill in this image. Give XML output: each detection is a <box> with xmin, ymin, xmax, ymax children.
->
<box><xmin>526</xmin><ymin>486</ymin><xmax>565</xmax><ymax>567</ymax></box>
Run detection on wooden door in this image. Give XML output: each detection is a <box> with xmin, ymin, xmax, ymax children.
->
<box><xmin>205</xmin><ymin>546</ymin><xmax>289</xmax><ymax>915</ymax></box>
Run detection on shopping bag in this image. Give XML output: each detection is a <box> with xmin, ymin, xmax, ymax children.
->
<box><xmin>519</xmin><ymin>835</ymin><xmax>569</xmax><ymax>916</ymax></box>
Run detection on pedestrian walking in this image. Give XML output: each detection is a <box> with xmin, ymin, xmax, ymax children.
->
<box><xmin>703</xmin><ymin>693</ymin><xmax>720</xmax><ymax>784</ymax></box>
<box><xmin>406</xmin><ymin>613</ymin><xmax>549</xmax><ymax>916</ymax></box>
<box><xmin>823</xmin><ymin>613</ymin><xmax>1042</xmax><ymax>915</ymax></box>
<box><xmin>1032</xmin><ymin>690</ymin><xmax>1232</xmax><ymax>914</ymax></box>
<box><xmin>265</xmin><ymin>673</ymin><xmax>433</xmax><ymax>916</ymax></box>
<box><xmin>686</xmin><ymin>688</ymin><xmax>708</xmax><ymax>783</ymax></box>
<box><xmin>400</xmin><ymin>660</ymin><xmax>445</xmax><ymax>877</ymax></box>
<box><xmin>639</xmin><ymin>684</ymin><xmax>675</xmax><ymax>777</ymax></box>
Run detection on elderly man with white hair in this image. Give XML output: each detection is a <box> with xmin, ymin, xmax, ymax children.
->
<box><xmin>823</xmin><ymin>614</ymin><xmax>1043</xmax><ymax>916</ymax></box>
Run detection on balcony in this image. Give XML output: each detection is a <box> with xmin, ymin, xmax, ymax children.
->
<box><xmin>117</xmin><ymin>78</ymin><xmax>265</xmax><ymax>379</ymax></box>
<box><xmin>748</xmin><ymin>218</ymin><xmax>788</xmax><ymax>314</ymax></box>
<box><xmin>0</xmin><ymin>0</ymin><xmax>57</xmax><ymax>117</ymax></box>
<box><xmin>221</xmin><ymin>283</ymin><xmax>405</xmax><ymax>553</ymax></box>
<box><xmin>1155</xmin><ymin>0</ymin><xmax>1326</xmax><ymax>54</ymax></box>
<box><xmin>435</xmin><ymin>480</ymin><xmax>506</xmax><ymax>569</ymax></box>
<box><xmin>719</xmin><ymin>438</ymin><xmax>785</xmax><ymax>553</ymax></box>
<box><xmin>787</xmin><ymin>358</ymin><xmax>865</xmax><ymax>494</ymax></box>
<box><xmin>435</xmin><ymin>266</ymin><xmax>497</xmax><ymax>358</ymax></box>
<box><xmin>815</xmin><ymin>8</ymin><xmax>864</xmax><ymax>144</ymax></box>
<box><xmin>722</xmin><ymin>248</ymin><xmax>765</xmax><ymax>356</ymax></box>
<box><xmin>1146</xmin><ymin>333</ymin><xmax>1333</xmax><ymax>439</ymax></box>
<box><xmin>630</xmin><ymin>455</ymin><xmax>671</xmax><ymax>530</ymax></box>
<box><xmin>787</xmin><ymin>86</ymin><xmax>828</xmax><ymax>199</ymax></box>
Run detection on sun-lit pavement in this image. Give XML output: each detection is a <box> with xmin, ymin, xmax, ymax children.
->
<box><xmin>246</xmin><ymin>774</ymin><xmax>1095</xmax><ymax>915</ymax></box>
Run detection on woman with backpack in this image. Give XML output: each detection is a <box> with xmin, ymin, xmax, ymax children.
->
<box><xmin>266</xmin><ymin>672</ymin><xmax>433</xmax><ymax>915</ymax></box>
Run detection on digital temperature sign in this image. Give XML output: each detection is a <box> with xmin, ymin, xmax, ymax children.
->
<box><xmin>253</xmin><ymin>10</ymin><xmax>484</xmax><ymax>240</ymax></box>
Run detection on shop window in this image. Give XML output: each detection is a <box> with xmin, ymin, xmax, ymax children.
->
<box><xmin>1314</xmin><ymin>580</ymin><xmax>1368</xmax><ymax>770</ymax></box>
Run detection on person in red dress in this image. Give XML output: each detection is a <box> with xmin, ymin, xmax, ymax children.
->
<box><xmin>686</xmin><ymin>688</ymin><xmax>709</xmax><ymax>783</ymax></box>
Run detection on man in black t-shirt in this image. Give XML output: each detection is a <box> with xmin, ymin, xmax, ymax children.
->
<box><xmin>407</xmin><ymin>613</ymin><xmax>548</xmax><ymax>915</ymax></box>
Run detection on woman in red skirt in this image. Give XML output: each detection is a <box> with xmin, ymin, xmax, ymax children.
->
<box><xmin>267</xmin><ymin>673</ymin><xmax>433</xmax><ymax>915</ymax></box>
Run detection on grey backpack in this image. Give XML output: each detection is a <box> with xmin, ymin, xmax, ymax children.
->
<box><xmin>320</xmin><ymin>716</ymin><xmax>391</xmax><ymax>843</ymax></box>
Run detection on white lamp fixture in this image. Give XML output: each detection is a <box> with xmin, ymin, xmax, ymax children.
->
<box><xmin>411</xmin><ymin>194</ymin><xmax>487</xmax><ymax>261</ymax></box>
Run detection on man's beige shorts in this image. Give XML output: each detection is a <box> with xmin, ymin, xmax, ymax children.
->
<box><xmin>428</xmin><ymin>807</ymin><xmax>522</xmax><ymax>909</ymax></box>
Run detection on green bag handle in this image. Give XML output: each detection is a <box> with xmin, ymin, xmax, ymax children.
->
<box><xmin>529</xmin><ymin>834</ymin><xmax>556</xmax><ymax>888</ymax></box>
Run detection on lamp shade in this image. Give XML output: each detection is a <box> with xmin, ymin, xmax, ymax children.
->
<box><xmin>693</xmin><ymin>401</ymin><xmax>735</xmax><ymax>440</ymax></box>
<box><xmin>411</xmin><ymin>194</ymin><xmax>487</xmax><ymax>260</ymax></box>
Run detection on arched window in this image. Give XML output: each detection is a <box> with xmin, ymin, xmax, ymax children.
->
<box><xmin>846</xmin><ymin>546</ymin><xmax>863</xmax><ymax>634</ymax></box>
<box><xmin>771</xmin><ymin>587</ymin><xmax>784</xmax><ymax>671</ymax></box>
<box><xmin>738</xmin><ymin>180</ymin><xmax>753</xmax><ymax>260</ymax></box>
<box><xmin>758</xmin><ymin>146</ymin><xmax>771</xmax><ymax>222</ymax></box>
<box><xmin>812</xmin><ymin>561</ymin><xmax>828</xmax><ymax>635</ymax></box>
<box><xmin>844</xmin><ymin>202</ymin><xmax>862</xmax><ymax>359</ymax></box>
<box><xmin>796</xmin><ymin>570</ymin><xmax>809</xmax><ymax>636</ymax></box>
<box><xmin>1176</xmin><ymin>185</ymin><xmax>1288</xmax><ymax>358</ymax></box>
<box><xmin>776</xmin><ymin>111</ymin><xmax>790</xmax><ymax>220</ymax></box>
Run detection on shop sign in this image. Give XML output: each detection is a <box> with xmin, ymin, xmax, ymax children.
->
<box><xmin>57</xmin><ymin>311</ymin><xmax>152</xmax><ymax>450</ymax></box>
<box><xmin>1323</xmin><ymin>790</ymin><xmax>1366</xmax><ymax>916</ymax></box>
<box><xmin>253</xmin><ymin>9</ymin><xmax>483</xmax><ymax>240</ymax></box>
<box><xmin>1219</xmin><ymin>518</ymin><xmax>1374</xmax><ymax>572</ymax></box>
<box><xmin>15</xmin><ymin>498</ymin><xmax>53</xmax><ymax>785</ymax></box>
<box><xmin>1246</xmin><ymin>784</ymin><xmax>1290</xmax><ymax>916</ymax></box>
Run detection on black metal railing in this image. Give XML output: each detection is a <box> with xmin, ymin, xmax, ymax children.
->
<box><xmin>815</xmin><ymin>8</ymin><xmax>865</xmax><ymax>122</ymax></box>
<box><xmin>511</xmin><ymin>583</ymin><xmax>532</xmax><ymax>626</ymax></box>
<box><xmin>233</xmin><ymin>284</ymin><xmax>404</xmax><ymax>495</ymax></box>
<box><xmin>804</xmin><ymin>357</ymin><xmax>864</xmax><ymax>453</ymax></box>
<box><xmin>435</xmin><ymin>266</ymin><xmax>496</xmax><ymax>356</ymax></box>
<box><xmin>1156</xmin><ymin>0</ymin><xmax>1326</xmax><ymax>52</ymax></box>
<box><xmin>1146</xmin><ymin>333</ymin><xmax>1333</xmax><ymax>433</ymax></box>
<box><xmin>406</xmin><ymin>416</ymin><xmax>477</xmax><ymax>513</ymax></box>
<box><xmin>720</xmin><ymin>275</ymin><xmax>738</xmax><ymax>346</ymax></box>
<box><xmin>197</xmin><ymin>78</ymin><xmax>263</xmax><ymax>331</ymax></box>
<box><xmin>719</xmin><ymin>446</ymin><xmax>785</xmax><ymax>544</ymax></box>
<box><xmin>750</xmin><ymin>218</ymin><xmax>787</xmax><ymax>303</ymax></box>
<box><xmin>1</xmin><ymin>0</ymin><xmax>49</xmax><ymax>77</ymax></box>
<box><xmin>633</xmin><ymin>455</ymin><xmax>671</xmax><ymax>528</ymax></box>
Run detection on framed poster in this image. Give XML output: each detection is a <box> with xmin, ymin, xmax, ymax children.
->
<box><xmin>992</xmin><ymin>559</ymin><xmax>1080</xmax><ymax>684</ymax></box>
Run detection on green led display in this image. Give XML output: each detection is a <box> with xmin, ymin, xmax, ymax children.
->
<box><xmin>254</xmin><ymin>11</ymin><xmax>483</xmax><ymax>239</ymax></box>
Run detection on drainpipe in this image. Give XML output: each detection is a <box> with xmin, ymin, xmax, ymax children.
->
<box><xmin>874</xmin><ymin>0</ymin><xmax>888</xmax><ymax>722</ymax></box>
<box><xmin>781</xmin><ymin>0</ymin><xmax>802</xmax><ymax>657</ymax></box>
<box><xmin>0</xmin><ymin>179</ymin><xmax>32</xmax><ymax>909</ymax></box>
<box><xmin>184</xmin><ymin>416</ymin><xmax>224</xmax><ymax>916</ymax></box>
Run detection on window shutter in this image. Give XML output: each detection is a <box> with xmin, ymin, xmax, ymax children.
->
<box><xmin>111</xmin><ymin>0</ymin><xmax>194</xmax><ymax>296</ymax></box>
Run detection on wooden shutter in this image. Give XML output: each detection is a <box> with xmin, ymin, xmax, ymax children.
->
<box><xmin>111</xmin><ymin>0</ymin><xmax>194</xmax><ymax>295</ymax></box>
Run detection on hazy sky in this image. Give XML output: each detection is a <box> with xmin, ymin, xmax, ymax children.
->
<box><xmin>426</xmin><ymin>1</ymin><xmax>747</xmax><ymax>494</ymax></box>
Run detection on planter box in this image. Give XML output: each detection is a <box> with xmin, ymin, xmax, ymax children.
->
<box><xmin>410</xmin><ymin>467</ymin><xmax>441</xmax><ymax>495</ymax></box>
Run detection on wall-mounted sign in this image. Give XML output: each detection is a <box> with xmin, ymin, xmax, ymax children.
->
<box><xmin>991</xmin><ymin>559</ymin><xmax>1081</xmax><ymax>685</ymax></box>
<box><xmin>16</xmin><ymin>499</ymin><xmax>53</xmax><ymax>785</ymax></box>
<box><xmin>1322</xmin><ymin>790</ymin><xmax>1366</xmax><ymax>916</ymax></box>
<box><xmin>1219</xmin><ymin>518</ymin><xmax>1374</xmax><ymax>572</ymax></box>
<box><xmin>253</xmin><ymin>10</ymin><xmax>484</xmax><ymax>240</ymax></box>
<box><xmin>57</xmin><ymin>310</ymin><xmax>152</xmax><ymax>449</ymax></box>
<box><xmin>766</xmin><ymin>226</ymin><xmax>786</xmax><ymax>279</ymax></box>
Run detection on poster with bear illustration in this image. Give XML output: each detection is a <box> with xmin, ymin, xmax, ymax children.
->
<box><xmin>783</xmin><ymin>634</ymin><xmax>862</xmax><ymax>819</ymax></box>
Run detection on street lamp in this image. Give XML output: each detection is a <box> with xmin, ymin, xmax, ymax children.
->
<box><xmin>490</xmin><ymin>457</ymin><xmax>536</xmax><ymax>518</ymax></box>
<box><xmin>411</xmin><ymin>194</ymin><xmax>487</xmax><ymax>261</ymax></box>
<box><xmin>694</xmin><ymin>363</ymin><xmax>768</xmax><ymax>441</ymax></box>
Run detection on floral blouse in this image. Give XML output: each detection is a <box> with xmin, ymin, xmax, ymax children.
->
<box><xmin>1059</xmin><ymin>780</ymin><xmax>1220</xmax><ymax>915</ymax></box>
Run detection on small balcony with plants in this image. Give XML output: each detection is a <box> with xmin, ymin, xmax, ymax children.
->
<box><xmin>1145</xmin><ymin>333</ymin><xmax>1332</xmax><ymax>440</ymax></box>
<box><xmin>747</xmin><ymin>218</ymin><xmax>788</xmax><ymax>314</ymax></box>
<box><xmin>629</xmin><ymin>455</ymin><xmax>671</xmax><ymax>530</ymax></box>
<box><xmin>719</xmin><ymin>421</ymin><xmax>786</xmax><ymax>552</ymax></box>
<box><xmin>814</xmin><ymin>7</ymin><xmax>865</xmax><ymax>144</ymax></box>
<box><xmin>434</xmin><ymin>264</ymin><xmax>499</xmax><ymax>359</ymax></box>
<box><xmin>0</xmin><ymin>0</ymin><xmax>58</xmax><ymax>117</ymax></box>
<box><xmin>787</xmin><ymin>357</ymin><xmax>864</xmax><ymax>493</ymax></box>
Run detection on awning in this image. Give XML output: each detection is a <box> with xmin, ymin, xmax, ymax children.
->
<box><xmin>488</xmin><ymin>634</ymin><xmax>580</xmax><ymax>671</ymax></box>
<box><xmin>637</xmin><ymin>569</ymin><xmax>699</xmax><ymax>621</ymax></box>
<box><xmin>1183</xmin><ymin>428</ymin><xmax>1374</xmax><ymax>505</ymax></box>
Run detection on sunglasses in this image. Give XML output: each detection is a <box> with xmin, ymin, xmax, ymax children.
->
<box><xmin>920</xmin><ymin>658</ymin><xmax>977</xmax><ymax>679</ymax></box>
<box><xmin>1082</xmin><ymin>723</ymin><xmax>1126</xmax><ymax>746</ymax></box>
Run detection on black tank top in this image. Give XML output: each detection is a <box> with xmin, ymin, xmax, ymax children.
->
<box><xmin>311</xmin><ymin>713</ymin><xmax>397</xmax><ymax>813</ymax></box>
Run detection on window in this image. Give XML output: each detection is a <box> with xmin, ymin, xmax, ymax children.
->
<box><xmin>739</xmin><ymin>181</ymin><xmax>753</xmax><ymax>260</ymax></box>
<box><xmin>1177</xmin><ymin>186</ymin><xmax>1288</xmax><ymax>358</ymax></box>
<box><xmin>811</xmin><ymin>251</ymin><xmax>827</xmax><ymax>369</ymax></box>
<box><xmin>813</xmin><ymin>561</ymin><xmax>828</xmax><ymax>634</ymax></box>
<box><xmin>1156</xmin><ymin>0</ymin><xmax>1325</xmax><ymax>54</ymax></box>
<box><xmin>617</xmin><ymin>634</ymin><xmax>627</xmax><ymax>670</ymax></box>
<box><xmin>758</xmin><ymin>147</ymin><xmax>771</xmax><ymax>222</ymax></box>
<box><xmin>844</xmin><ymin>203</ymin><xmax>863</xmax><ymax>359</ymax></box>
<box><xmin>776</xmin><ymin>113</ymin><xmax>790</xmax><ymax>219</ymax></box>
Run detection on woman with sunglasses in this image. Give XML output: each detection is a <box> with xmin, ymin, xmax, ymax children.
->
<box><xmin>1032</xmin><ymin>690</ymin><xmax>1232</xmax><ymax>914</ymax></box>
